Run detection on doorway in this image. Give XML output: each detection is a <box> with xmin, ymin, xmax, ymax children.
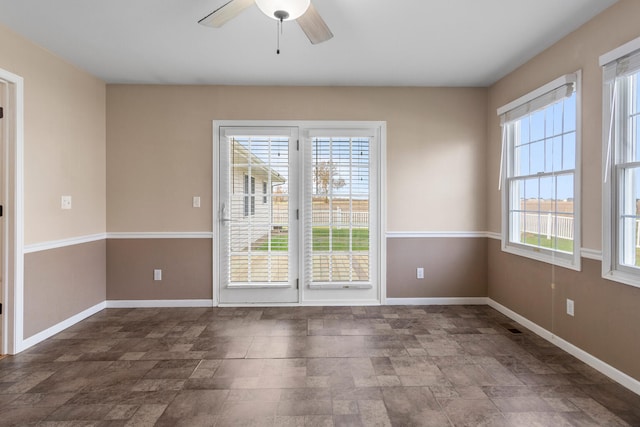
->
<box><xmin>214</xmin><ymin>121</ymin><xmax>385</xmax><ymax>306</ymax></box>
<box><xmin>0</xmin><ymin>68</ymin><xmax>24</xmax><ymax>355</ymax></box>
<box><xmin>0</xmin><ymin>79</ymin><xmax>5</xmax><ymax>353</ymax></box>
<box><xmin>217</xmin><ymin>127</ymin><xmax>300</xmax><ymax>304</ymax></box>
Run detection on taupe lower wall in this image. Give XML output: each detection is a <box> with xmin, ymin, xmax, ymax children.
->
<box><xmin>106</xmin><ymin>239</ymin><xmax>212</xmax><ymax>300</ymax></box>
<box><xmin>24</xmin><ymin>240</ymin><xmax>106</xmax><ymax>338</ymax></box>
<box><xmin>487</xmin><ymin>238</ymin><xmax>640</xmax><ymax>383</ymax></box>
<box><xmin>105</xmin><ymin>236</ymin><xmax>486</xmax><ymax>301</ymax></box>
<box><xmin>387</xmin><ymin>237</ymin><xmax>487</xmax><ymax>298</ymax></box>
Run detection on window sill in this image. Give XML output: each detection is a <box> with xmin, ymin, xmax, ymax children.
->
<box><xmin>601</xmin><ymin>268</ymin><xmax>640</xmax><ymax>289</ymax></box>
<box><xmin>501</xmin><ymin>242</ymin><xmax>582</xmax><ymax>272</ymax></box>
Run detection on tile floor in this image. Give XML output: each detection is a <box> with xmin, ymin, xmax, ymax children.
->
<box><xmin>1</xmin><ymin>305</ymin><xmax>639</xmax><ymax>426</ymax></box>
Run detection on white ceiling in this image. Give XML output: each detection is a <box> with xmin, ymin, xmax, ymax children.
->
<box><xmin>0</xmin><ymin>0</ymin><xmax>618</xmax><ymax>87</ymax></box>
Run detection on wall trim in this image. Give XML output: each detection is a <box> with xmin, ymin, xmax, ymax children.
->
<box><xmin>581</xmin><ymin>248</ymin><xmax>603</xmax><ymax>261</ymax></box>
<box><xmin>106</xmin><ymin>299</ymin><xmax>214</xmax><ymax>308</ymax></box>
<box><xmin>19</xmin><ymin>301</ymin><xmax>106</xmax><ymax>352</ymax></box>
<box><xmin>486</xmin><ymin>232</ymin><xmax>501</xmax><ymax>240</ymax></box>
<box><xmin>107</xmin><ymin>232</ymin><xmax>213</xmax><ymax>239</ymax></box>
<box><xmin>487</xmin><ymin>299</ymin><xmax>640</xmax><ymax>397</ymax></box>
<box><xmin>386</xmin><ymin>297</ymin><xmax>490</xmax><ymax>305</ymax></box>
<box><xmin>23</xmin><ymin>233</ymin><xmax>107</xmax><ymax>254</ymax></box>
<box><xmin>22</xmin><ymin>232</ymin><xmax>216</xmax><ymax>254</ymax></box>
<box><xmin>386</xmin><ymin>231</ymin><xmax>489</xmax><ymax>239</ymax></box>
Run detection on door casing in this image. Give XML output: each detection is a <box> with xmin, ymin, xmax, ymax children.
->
<box><xmin>213</xmin><ymin>120</ymin><xmax>386</xmax><ymax>306</ymax></box>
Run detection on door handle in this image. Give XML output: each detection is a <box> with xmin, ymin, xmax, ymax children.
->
<box><xmin>220</xmin><ymin>203</ymin><xmax>233</xmax><ymax>223</ymax></box>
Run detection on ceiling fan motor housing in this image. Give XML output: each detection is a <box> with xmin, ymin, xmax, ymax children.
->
<box><xmin>255</xmin><ymin>0</ymin><xmax>310</xmax><ymax>20</ymax></box>
<box><xmin>274</xmin><ymin>10</ymin><xmax>289</xmax><ymax>20</ymax></box>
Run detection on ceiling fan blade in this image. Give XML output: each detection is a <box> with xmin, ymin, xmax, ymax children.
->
<box><xmin>198</xmin><ymin>0</ymin><xmax>255</xmax><ymax>28</ymax></box>
<box><xmin>296</xmin><ymin>3</ymin><xmax>333</xmax><ymax>44</ymax></box>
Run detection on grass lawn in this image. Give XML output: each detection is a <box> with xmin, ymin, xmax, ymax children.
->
<box><xmin>255</xmin><ymin>227</ymin><xmax>369</xmax><ymax>251</ymax></box>
<box><xmin>523</xmin><ymin>233</ymin><xmax>573</xmax><ymax>253</ymax></box>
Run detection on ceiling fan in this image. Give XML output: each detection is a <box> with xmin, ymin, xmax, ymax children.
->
<box><xmin>198</xmin><ymin>0</ymin><xmax>333</xmax><ymax>51</ymax></box>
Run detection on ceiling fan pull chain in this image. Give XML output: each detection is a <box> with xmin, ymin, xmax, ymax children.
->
<box><xmin>276</xmin><ymin>18</ymin><xmax>281</xmax><ymax>54</ymax></box>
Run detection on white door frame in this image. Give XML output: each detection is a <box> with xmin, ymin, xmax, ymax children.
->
<box><xmin>0</xmin><ymin>68</ymin><xmax>25</xmax><ymax>355</ymax></box>
<box><xmin>213</xmin><ymin>120</ymin><xmax>386</xmax><ymax>306</ymax></box>
<box><xmin>216</xmin><ymin>125</ymin><xmax>300</xmax><ymax>304</ymax></box>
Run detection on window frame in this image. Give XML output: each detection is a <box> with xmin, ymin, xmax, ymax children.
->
<box><xmin>498</xmin><ymin>72</ymin><xmax>582</xmax><ymax>271</ymax></box>
<box><xmin>601</xmin><ymin>36</ymin><xmax>640</xmax><ymax>288</ymax></box>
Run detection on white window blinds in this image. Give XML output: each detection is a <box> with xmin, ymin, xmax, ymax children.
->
<box><xmin>600</xmin><ymin>36</ymin><xmax>640</xmax><ymax>83</ymax></box>
<box><xmin>498</xmin><ymin>74</ymin><xmax>577</xmax><ymax>125</ymax></box>
<box><xmin>600</xmin><ymin>38</ymin><xmax>640</xmax><ymax>183</ymax></box>
<box><xmin>496</xmin><ymin>73</ymin><xmax>577</xmax><ymax>190</ymax></box>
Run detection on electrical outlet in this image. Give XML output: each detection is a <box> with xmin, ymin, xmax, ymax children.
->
<box><xmin>193</xmin><ymin>196</ymin><xmax>201</xmax><ymax>208</ymax></box>
<box><xmin>61</xmin><ymin>195</ymin><xmax>72</xmax><ymax>210</ymax></box>
<box><xmin>566</xmin><ymin>298</ymin><xmax>574</xmax><ymax>316</ymax></box>
<box><xmin>154</xmin><ymin>269</ymin><xmax>162</xmax><ymax>281</ymax></box>
<box><xmin>416</xmin><ymin>267</ymin><xmax>424</xmax><ymax>279</ymax></box>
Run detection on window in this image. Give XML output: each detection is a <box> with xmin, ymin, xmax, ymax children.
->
<box><xmin>243</xmin><ymin>174</ymin><xmax>255</xmax><ymax>216</ymax></box>
<box><xmin>498</xmin><ymin>72</ymin><xmax>581</xmax><ymax>270</ymax></box>
<box><xmin>305</xmin><ymin>132</ymin><xmax>375</xmax><ymax>288</ymax></box>
<box><xmin>601</xmin><ymin>37</ymin><xmax>640</xmax><ymax>287</ymax></box>
<box><xmin>263</xmin><ymin>181</ymin><xmax>267</xmax><ymax>204</ymax></box>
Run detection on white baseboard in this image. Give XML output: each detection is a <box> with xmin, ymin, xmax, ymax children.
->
<box><xmin>301</xmin><ymin>299</ymin><xmax>382</xmax><ymax>306</ymax></box>
<box><xmin>106</xmin><ymin>299</ymin><xmax>214</xmax><ymax>308</ymax></box>
<box><xmin>19</xmin><ymin>301</ymin><xmax>106</xmax><ymax>352</ymax></box>
<box><xmin>386</xmin><ymin>297</ymin><xmax>490</xmax><ymax>305</ymax></box>
<box><xmin>488</xmin><ymin>299</ymin><xmax>640</xmax><ymax>397</ymax></box>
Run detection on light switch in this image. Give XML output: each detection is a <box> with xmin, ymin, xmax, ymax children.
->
<box><xmin>193</xmin><ymin>196</ymin><xmax>201</xmax><ymax>208</ymax></box>
<box><xmin>61</xmin><ymin>195</ymin><xmax>72</xmax><ymax>210</ymax></box>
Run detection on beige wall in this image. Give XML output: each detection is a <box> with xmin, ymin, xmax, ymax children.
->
<box><xmin>486</xmin><ymin>0</ymin><xmax>640</xmax><ymax>250</ymax></box>
<box><xmin>487</xmin><ymin>0</ymin><xmax>640</xmax><ymax>383</ymax></box>
<box><xmin>0</xmin><ymin>24</ymin><xmax>107</xmax><ymax>339</ymax></box>
<box><xmin>0</xmin><ymin>24</ymin><xmax>106</xmax><ymax>245</ymax></box>
<box><xmin>107</xmin><ymin>85</ymin><xmax>487</xmax><ymax>233</ymax></box>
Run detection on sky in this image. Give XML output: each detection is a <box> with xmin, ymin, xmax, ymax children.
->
<box><xmin>513</xmin><ymin>93</ymin><xmax>576</xmax><ymax>201</ymax></box>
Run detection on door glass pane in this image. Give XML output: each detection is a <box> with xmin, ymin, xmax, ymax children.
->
<box><xmin>228</xmin><ymin>136</ymin><xmax>289</xmax><ymax>284</ymax></box>
<box><xmin>309</xmin><ymin>137</ymin><xmax>370</xmax><ymax>284</ymax></box>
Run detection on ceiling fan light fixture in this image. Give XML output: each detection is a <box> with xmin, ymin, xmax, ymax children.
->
<box><xmin>255</xmin><ymin>0</ymin><xmax>310</xmax><ymax>21</ymax></box>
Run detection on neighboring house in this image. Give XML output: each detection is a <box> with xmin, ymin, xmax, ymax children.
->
<box><xmin>230</xmin><ymin>140</ymin><xmax>286</xmax><ymax>252</ymax></box>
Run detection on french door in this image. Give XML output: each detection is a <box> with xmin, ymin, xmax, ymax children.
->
<box><xmin>218</xmin><ymin>127</ymin><xmax>299</xmax><ymax>304</ymax></box>
<box><xmin>215</xmin><ymin>122</ymin><xmax>382</xmax><ymax>305</ymax></box>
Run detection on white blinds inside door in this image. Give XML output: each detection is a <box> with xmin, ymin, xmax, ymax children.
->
<box><xmin>304</xmin><ymin>135</ymin><xmax>372</xmax><ymax>288</ymax></box>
